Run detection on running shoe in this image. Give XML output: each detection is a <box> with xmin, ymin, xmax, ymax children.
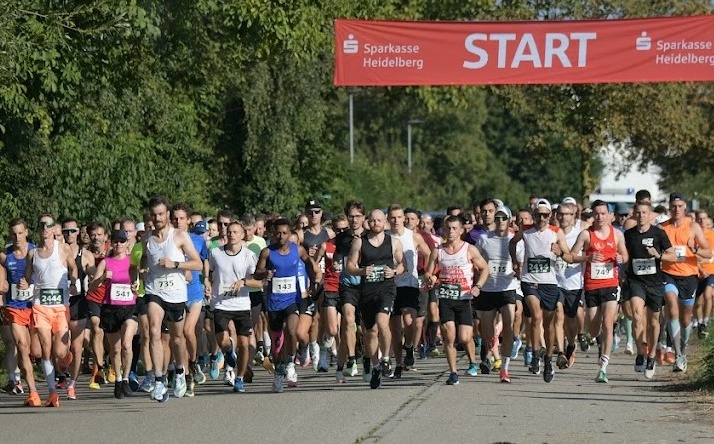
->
<box><xmin>380</xmin><ymin>358</ymin><xmax>392</xmax><ymax>378</ymax></box>
<box><xmin>209</xmin><ymin>356</ymin><xmax>220</xmax><ymax>379</ymax></box>
<box><xmin>445</xmin><ymin>372</ymin><xmax>459</xmax><ymax>385</ymax></box>
<box><xmin>66</xmin><ymin>385</ymin><xmax>76</xmax><ymax>400</ymax></box>
<box><xmin>24</xmin><ymin>391</ymin><xmax>41</xmax><ymax>407</ymax></box>
<box><xmin>634</xmin><ymin>355</ymin><xmax>645</xmax><ymax>373</ymax></box>
<box><xmin>286</xmin><ymin>363</ymin><xmax>298</xmax><ymax>388</ymax></box>
<box><xmin>224</xmin><ymin>369</ymin><xmax>235</xmax><ymax>386</ymax></box>
<box><xmin>466</xmin><ymin>362</ymin><xmax>479</xmax><ymax>377</ymax></box>
<box><xmin>698</xmin><ymin>323</ymin><xmax>709</xmax><ymax>340</ymax></box>
<box><xmin>499</xmin><ymin>369</ymin><xmax>511</xmax><ymax>383</ymax></box>
<box><xmin>225</xmin><ymin>338</ymin><xmax>237</xmax><ymax>368</ymax></box>
<box><xmin>578</xmin><ymin>333</ymin><xmax>590</xmax><ymax>352</ymax></box>
<box><xmin>107</xmin><ymin>367</ymin><xmax>117</xmax><ymax>383</ymax></box>
<box><xmin>524</xmin><ymin>347</ymin><xmax>533</xmax><ymax>366</ymax></box>
<box><xmin>336</xmin><ymin>371</ymin><xmax>347</xmax><ymax>384</ymax></box>
<box><xmin>595</xmin><ymin>370</ymin><xmax>608</xmax><ymax>383</ymax></box>
<box><xmin>665</xmin><ymin>350</ymin><xmax>676</xmax><ymax>364</ymax></box>
<box><xmin>404</xmin><ymin>346</ymin><xmax>415</xmax><ymax>369</ymax></box>
<box><xmin>370</xmin><ymin>366</ymin><xmax>382</xmax><ymax>389</ymax></box>
<box><xmin>253</xmin><ymin>349</ymin><xmax>265</xmax><ymax>367</ymax></box>
<box><xmin>128</xmin><ymin>371</ymin><xmax>140</xmax><ymax>392</ymax></box>
<box><xmin>114</xmin><ymin>381</ymin><xmax>123</xmax><ymax>399</ymax></box>
<box><xmin>511</xmin><ymin>336</ymin><xmax>523</xmax><ymax>359</ymax></box>
<box><xmin>185</xmin><ymin>377</ymin><xmax>195</xmax><ymax>397</ymax></box>
<box><xmin>262</xmin><ymin>355</ymin><xmax>275</xmax><ymax>374</ymax></box>
<box><xmin>427</xmin><ymin>347</ymin><xmax>441</xmax><ymax>358</ymax></box>
<box><xmin>88</xmin><ymin>379</ymin><xmax>101</xmax><ymax>390</ymax></box>
<box><xmin>479</xmin><ymin>359</ymin><xmax>491</xmax><ymax>375</ymax></box>
<box><xmin>529</xmin><ymin>356</ymin><xmax>541</xmax><ymax>375</ymax></box>
<box><xmin>310</xmin><ymin>342</ymin><xmax>320</xmax><ymax>371</ymax></box>
<box><xmin>625</xmin><ymin>342</ymin><xmax>635</xmax><ymax>356</ymax></box>
<box><xmin>153</xmin><ymin>380</ymin><xmax>169</xmax><ymax>402</ymax></box>
<box><xmin>244</xmin><ymin>366</ymin><xmax>254</xmax><ymax>383</ymax></box>
<box><xmin>644</xmin><ymin>358</ymin><xmax>656</xmax><ymax>380</ymax></box>
<box><xmin>192</xmin><ymin>362</ymin><xmax>206</xmax><ymax>385</ymax></box>
<box><xmin>273</xmin><ymin>365</ymin><xmax>285</xmax><ymax>393</ymax></box>
<box><xmin>344</xmin><ymin>359</ymin><xmax>359</xmax><ymax>378</ymax></box>
<box><xmin>233</xmin><ymin>378</ymin><xmax>245</xmax><ymax>393</ymax></box>
<box><xmin>391</xmin><ymin>365</ymin><xmax>403</xmax><ymax>379</ymax></box>
<box><xmin>13</xmin><ymin>380</ymin><xmax>24</xmax><ymax>395</ymax></box>
<box><xmin>139</xmin><ymin>375</ymin><xmax>155</xmax><ymax>393</ymax></box>
<box><xmin>493</xmin><ymin>358</ymin><xmax>502</xmax><ymax>370</ymax></box>
<box><xmin>543</xmin><ymin>358</ymin><xmax>554</xmax><ymax>383</ymax></box>
<box><xmin>45</xmin><ymin>392</ymin><xmax>60</xmax><ymax>408</ymax></box>
<box><xmin>174</xmin><ymin>373</ymin><xmax>187</xmax><ymax>398</ymax></box>
<box><xmin>673</xmin><ymin>355</ymin><xmax>687</xmax><ymax>373</ymax></box>
<box><xmin>556</xmin><ymin>353</ymin><xmax>568</xmax><ymax>370</ymax></box>
<box><xmin>122</xmin><ymin>380</ymin><xmax>134</xmax><ymax>397</ymax></box>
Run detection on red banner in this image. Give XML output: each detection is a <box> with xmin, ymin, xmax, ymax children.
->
<box><xmin>334</xmin><ymin>16</ymin><xmax>714</xmax><ymax>86</ymax></box>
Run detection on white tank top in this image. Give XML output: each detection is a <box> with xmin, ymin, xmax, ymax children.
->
<box><xmin>33</xmin><ymin>240</ymin><xmax>69</xmax><ymax>306</ymax></box>
<box><xmin>520</xmin><ymin>228</ymin><xmax>558</xmax><ymax>285</ymax></box>
<box><xmin>476</xmin><ymin>231</ymin><xmax>519</xmax><ymax>292</ymax></box>
<box><xmin>392</xmin><ymin>228</ymin><xmax>419</xmax><ymax>288</ymax></box>
<box><xmin>556</xmin><ymin>227</ymin><xmax>583</xmax><ymax>290</ymax></box>
<box><xmin>437</xmin><ymin>242</ymin><xmax>474</xmax><ymax>300</ymax></box>
<box><xmin>209</xmin><ymin>246</ymin><xmax>257</xmax><ymax>312</ymax></box>
<box><xmin>145</xmin><ymin>227</ymin><xmax>188</xmax><ymax>303</ymax></box>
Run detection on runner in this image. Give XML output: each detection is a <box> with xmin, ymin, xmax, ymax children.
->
<box><xmin>141</xmin><ymin>195</ymin><xmax>203</xmax><ymax>401</ymax></box>
<box><xmin>90</xmin><ymin>230</ymin><xmax>139</xmax><ymax>398</ymax></box>
<box><xmin>206</xmin><ymin>222</ymin><xmax>261</xmax><ymax>393</ymax></box>
<box><xmin>85</xmin><ymin>221</ymin><xmax>110</xmax><ymax>389</ymax></box>
<box><xmin>416</xmin><ymin>211</ymin><xmax>441</xmax><ymax>359</ymax></box>
<box><xmin>695</xmin><ymin>210</ymin><xmax>714</xmax><ymax>339</ymax></box>
<box><xmin>253</xmin><ymin>218</ymin><xmax>321</xmax><ymax>393</ymax></box>
<box><xmin>346</xmin><ymin>209</ymin><xmax>405</xmax><ymax>389</ymax></box>
<box><xmin>660</xmin><ymin>193</ymin><xmax>711</xmax><ymax>372</ymax></box>
<box><xmin>241</xmin><ymin>214</ymin><xmax>269</xmax><ymax>373</ymax></box>
<box><xmin>623</xmin><ymin>201</ymin><xmax>676</xmax><ymax>379</ymax></box>
<box><xmin>19</xmin><ymin>214</ymin><xmax>79</xmax><ymax>407</ymax></box>
<box><xmin>424</xmin><ymin>215</ymin><xmax>489</xmax><ymax>385</ymax></box>
<box><xmin>61</xmin><ymin>217</ymin><xmax>95</xmax><ymax>399</ymax></box>
<box><xmin>0</xmin><ymin>219</ymin><xmax>39</xmax><ymax>405</ymax></box>
<box><xmin>569</xmin><ymin>200</ymin><xmax>629</xmax><ymax>383</ymax></box>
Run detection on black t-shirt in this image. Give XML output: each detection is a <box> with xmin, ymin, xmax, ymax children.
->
<box><xmin>624</xmin><ymin>225</ymin><xmax>672</xmax><ymax>286</ymax></box>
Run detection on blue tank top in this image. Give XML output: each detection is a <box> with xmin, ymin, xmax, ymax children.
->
<box><xmin>267</xmin><ymin>243</ymin><xmax>300</xmax><ymax>312</ymax></box>
<box><xmin>186</xmin><ymin>232</ymin><xmax>208</xmax><ymax>303</ymax></box>
<box><xmin>4</xmin><ymin>244</ymin><xmax>36</xmax><ymax>309</ymax></box>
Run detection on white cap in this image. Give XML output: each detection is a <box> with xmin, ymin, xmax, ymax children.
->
<box><xmin>136</xmin><ymin>222</ymin><xmax>146</xmax><ymax>231</ymax></box>
<box><xmin>536</xmin><ymin>198</ymin><xmax>552</xmax><ymax>212</ymax></box>
<box><xmin>562</xmin><ymin>197</ymin><xmax>577</xmax><ymax>205</ymax></box>
<box><xmin>655</xmin><ymin>214</ymin><xmax>670</xmax><ymax>225</ymax></box>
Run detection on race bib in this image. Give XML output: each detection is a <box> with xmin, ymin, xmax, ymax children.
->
<box><xmin>590</xmin><ymin>262</ymin><xmax>614</xmax><ymax>280</ymax></box>
<box><xmin>39</xmin><ymin>288</ymin><xmax>64</xmax><ymax>306</ymax></box>
<box><xmin>154</xmin><ymin>274</ymin><xmax>180</xmax><ymax>294</ymax></box>
<box><xmin>674</xmin><ymin>245</ymin><xmax>687</xmax><ymax>262</ymax></box>
<box><xmin>272</xmin><ymin>276</ymin><xmax>295</xmax><ymax>294</ymax></box>
<box><xmin>555</xmin><ymin>257</ymin><xmax>568</xmax><ymax>272</ymax></box>
<box><xmin>365</xmin><ymin>265</ymin><xmax>385</xmax><ymax>283</ymax></box>
<box><xmin>527</xmin><ymin>257</ymin><xmax>551</xmax><ymax>274</ymax></box>
<box><xmin>438</xmin><ymin>283</ymin><xmax>462</xmax><ymax>300</ymax></box>
<box><xmin>11</xmin><ymin>283</ymin><xmax>34</xmax><ymax>301</ymax></box>
<box><xmin>632</xmin><ymin>258</ymin><xmax>656</xmax><ymax>276</ymax></box>
<box><xmin>319</xmin><ymin>258</ymin><xmax>326</xmax><ymax>274</ymax></box>
<box><xmin>109</xmin><ymin>284</ymin><xmax>134</xmax><ymax>302</ymax></box>
<box><xmin>219</xmin><ymin>283</ymin><xmax>236</xmax><ymax>298</ymax></box>
<box><xmin>488</xmin><ymin>260</ymin><xmax>511</xmax><ymax>277</ymax></box>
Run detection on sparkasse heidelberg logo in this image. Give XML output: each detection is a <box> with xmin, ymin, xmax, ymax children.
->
<box><xmin>343</xmin><ymin>34</ymin><xmax>359</xmax><ymax>54</ymax></box>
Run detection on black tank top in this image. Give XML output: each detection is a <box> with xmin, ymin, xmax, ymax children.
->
<box><xmin>75</xmin><ymin>248</ymin><xmax>87</xmax><ymax>297</ymax></box>
<box><xmin>359</xmin><ymin>234</ymin><xmax>394</xmax><ymax>268</ymax></box>
<box><xmin>304</xmin><ymin>227</ymin><xmax>330</xmax><ymax>249</ymax></box>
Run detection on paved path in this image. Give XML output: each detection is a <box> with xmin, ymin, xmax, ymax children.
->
<box><xmin>1</xmin><ymin>346</ymin><xmax>712</xmax><ymax>444</ymax></box>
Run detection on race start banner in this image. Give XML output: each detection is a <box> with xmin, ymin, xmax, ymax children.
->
<box><xmin>334</xmin><ymin>16</ymin><xmax>714</xmax><ymax>86</ymax></box>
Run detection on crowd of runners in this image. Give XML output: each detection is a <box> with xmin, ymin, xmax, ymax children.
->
<box><xmin>1</xmin><ymin>190</ymin><xmax>713</xmax><ymax>407</ymax></box>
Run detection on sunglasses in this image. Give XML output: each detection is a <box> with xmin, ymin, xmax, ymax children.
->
<box><xmin>535</xmin><ymin>213</ymin><xmax>551</xmax><ymax>219</ymax></box>
<box><xmin>218</xmin><ymin>222</ymin><xmax>230</xmax><ymax>227</ymax></box>
<box><xmin>309</xmin><ymin>209</ymin><xmax>322</xmax><ymax>215</ymax></box>
<box><xmin>494</xmin><ymin>216</ymin><xmax>509</xmax><ymax>222</ymax></box>
<box><xmin>39</xmin><ymin>221</ymin><xmax>56</xmax><ymax>229</ymax></box>
<box><xmin>62</xmin><ymin>228</ymin><xmax>79</xmax><ymax>234</ymax></box>
<box><xmin>335</xmin><ymin>227</ymin><xmax>349</xmax><ymax>233</ymax></box>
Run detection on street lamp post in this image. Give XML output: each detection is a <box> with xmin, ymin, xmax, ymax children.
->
<box><xmin>407</xmin><ymin>119</ymin><xmax>423</xmax><ymax>174</ymax></box>
<box><xmin>349</xmin><ymin>92</ymin><xmax>354</xmax><ymax>165</ymax></box>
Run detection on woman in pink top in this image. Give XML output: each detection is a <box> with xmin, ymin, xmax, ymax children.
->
<box><xmin>89</xmin><ymin>230</ymin><xmax>138</xmax><ymax>399</ymax></box>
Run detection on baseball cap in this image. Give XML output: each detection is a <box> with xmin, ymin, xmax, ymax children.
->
<box><xmin>536</xmin><ymin>198</ymin><xmax>552</xmax><ymax>212</ymax></box>
<box><xmin>495</xmin><ymin>206</ymin><xmax>512</xmax><ymax>220</ymax></box>
<box><xmin>136</xmin><ymin>222</ymin><xmax>145</xmax><ymax>232</ymax></box>
<box><xmin>669</xmin><ymin>192</ymin><xmax>686</xmax><ymax>202</ymax></box>
<box><xmin>562</xmin><ymin>197</ymin><xmax>577</xmax><ymax>205</ymax></box>
<box><xmin>493</xmin><ymin>198</ymin><xmax>504</xmax><ymax>208</ymax></box>
<box><xmin>615</xmin><ymin>202</ymin><xmax>630</xmax><ymax>215</ymax></box>
<box><xmin>193</xmin><ymin>220</ymin><xmax>207</xmax><ymax>234</ymax></box>
<box><xmin>305</xmin><ymin>199</ymin><xmax>322</xmax><ymax>211</ymax></box>
<box><xmin>111</xmin><ymin>230</ymin><xmax>128</xmax><ymax>242</ymax></box>
<box><xmin>655</xmin><ymin>214</ymin><xmax>671</xmax><ymax>225</ymax></box>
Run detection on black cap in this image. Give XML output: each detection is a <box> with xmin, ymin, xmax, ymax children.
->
<box><xmin>111</xmin><ymin>229</ymin><xmax>128</xmax><ymax>242</ymax></box>
<box><xmin>305</xmin><ymin>200</ymin><xmax>321</xmax><ymax>211</ymax></box>
<box><xmin>669</xmin><ymin>192</ymin><xmax>686</xmax><ymax>202</ymax></box>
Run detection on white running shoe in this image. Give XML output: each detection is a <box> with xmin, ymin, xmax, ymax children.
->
<box><xmin>310</xmin><ymin>342</ymin><xmax>320</xmax><ymax>372</ymax></box>
<box><xmin>286</xmin><ymin>362</ymin><xmax>298</xmax><ymax>387</ymax></box>
<box><xmin>224</xmin><ymin>369</ymin><xmax>235</xmax><ymax>386</ymax></box>
<box><xmin>153</xmin><ymin>380</ymin><xmax>168</xmax><ymax>402</ymax></box>
<box><xmin>174</xmin><ymin>373</ymin><xmax>187</xmax><ymax>398</ymax></box>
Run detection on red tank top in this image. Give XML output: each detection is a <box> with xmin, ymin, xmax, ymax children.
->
<box><xmin>584</xmin><ymin>227</ymin><xmax>619</xmax><ymax>291</ymax></box>
<box><xmin>323</xmin><ymin>241</ymin><xmax>339</xmax><ymax>292</ymax></box>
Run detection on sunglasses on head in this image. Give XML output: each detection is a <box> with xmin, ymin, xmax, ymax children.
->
<box><xmin>39</xmin><ymin>221</ymin><xmax>56</xmax><ymax>229</ymax></box>
<box><xmin>62</xmin><ymin>228</ymin><xmax>79</xmax><ymax>234</ymax></box>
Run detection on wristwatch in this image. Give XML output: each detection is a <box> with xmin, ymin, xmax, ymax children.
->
<box><xmin>174</xmin><ymin>261</ymin><xmax>180</xmax><ymax>269</ymax></box>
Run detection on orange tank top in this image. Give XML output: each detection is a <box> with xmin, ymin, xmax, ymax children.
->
<box><xmin>584</xmin><ymin>226</ymin><xmax>619</xmax><ymax>291</ymax></box>
<box><xmin>661</xmin><ymin>219</ymin><xmax>698</xmax><ymax>277</ymax></box>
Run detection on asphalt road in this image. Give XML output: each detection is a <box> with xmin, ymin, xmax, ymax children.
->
<box><xmin>1</xmin><ymin>344</ymin><xmax>712</xmax><ymax>444</ymax></box>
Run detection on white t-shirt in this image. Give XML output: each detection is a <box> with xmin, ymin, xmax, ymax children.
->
<box><xmin>209</xmin><ymin>245</ymin><xmax>257</xmax><ymax>312</ymax></box>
